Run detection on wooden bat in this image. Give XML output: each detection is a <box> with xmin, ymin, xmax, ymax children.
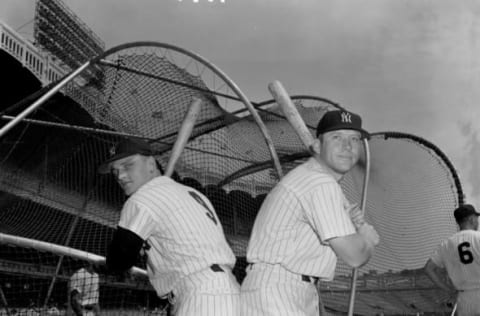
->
<box><xmin>164</xmin><ymin>97</ymin><xmax>203</xmax><ymax>177</ymax></box>
<box><xmin>268</xmin><ymin>80</ymin><xmax>315</xmax><ymax>154</ymax></box>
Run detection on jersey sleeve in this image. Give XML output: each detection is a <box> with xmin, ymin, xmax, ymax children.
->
<box><xmin>118</xmin><ymin>197</ymin><xmax>156</xmax><ymax>241</ymax></box>
<box><xmin>303</xmin><ymin>180</ymin><xmax>356</xmax><ymax>243</ymax></box>
<box><xmin>429</xmin><ymin>242</ymin><xmax>446</xmax><ymax>268</ymax></box>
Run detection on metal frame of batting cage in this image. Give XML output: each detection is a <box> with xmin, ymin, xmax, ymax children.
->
<box><xmin>370</xmin><ymin>131</ymin><xmax>464</xmax><ymax>206</ymax></box>
<box><xmin>0</xmin><ymin>41</ymin><xmax>286</xmax><ymax>310</ymax></box>
<box><xmin>350</xmin><ymin>131</ymin><xmax>464</xmax><ymax>315</ymax></box>
<box><xmin>347</xmin><ymin>138</ymin><xmax>370</xmax><ymax>316</ymax></box>
<box><xmin>0</xmin><ymin>41</ymin><xmax>284</xmax><ymax>179</ymax></box>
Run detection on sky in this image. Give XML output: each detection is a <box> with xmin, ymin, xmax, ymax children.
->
<box><xmin>1</xmin><ymin>0</ymin><xmax>479</xmax><ymax>206</ymax></box>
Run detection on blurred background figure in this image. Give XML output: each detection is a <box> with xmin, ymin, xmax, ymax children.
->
<box><xmin>69</xmin><ymin>262</ymin><xmax>100</xmax><ymax>316</ymax></box>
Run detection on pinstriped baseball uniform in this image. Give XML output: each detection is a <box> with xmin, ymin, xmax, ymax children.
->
<box><xmin>241</xmin><ymin>158</ymin><xmax>356</xmax><ymax>316</ymax></box>
<box><xmin>430</xmin><ymin>230</ymin><xmax>480</xmax><ymax>315</ymax></box>
<box><xmin>118</xmin><ymin>176</ymin><xmax>240</xmax><ymax>316</ymax></box>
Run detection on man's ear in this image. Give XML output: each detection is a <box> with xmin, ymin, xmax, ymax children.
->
<box><xmin>469</xmin><ymin>215</ymin><xmax>477</xmax><ymax>226</ymax></box>
<box><xmin>148</xmin><ymin>156</ymin><xmax>157</xmax><ymax>172</ymax></box>
<box><xmin>311</xmin><ymin>138</ymin><xmax>322</xmax><ymax>155</ymax></box>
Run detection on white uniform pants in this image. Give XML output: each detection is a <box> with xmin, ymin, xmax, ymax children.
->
<box><xmin>171</xmin><ymin>265</ymin><xmax>240</xmax><ymax>316</ymax></box>
<box><xmin>240</xmin><ymin>263</ymin><xmax>319</xmax><ymax>316</ymax></box>
<box><xmin>457</xmin><ymin>289</ymin><xmax>480</xmax><ymax>316</ymax></box>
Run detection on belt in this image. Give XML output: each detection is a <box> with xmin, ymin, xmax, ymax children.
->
<box><xmin>301</xmin><ymin>275</ymin><xmax>319</xmax><ymax>284</ymax></box>
<box><xmin>248</xmin><ymin>263</ymin><xmax>318</xmax><ymax>284</ymax></box>
<box><xmin>165</xmin><ymin>264</ymin><xmax>225</xmax><ymax>303</ymax></box>
<box><xmin>210</xmin><ymin>264</ymin><xmax>224</xmax><ymax>272</ymax></box>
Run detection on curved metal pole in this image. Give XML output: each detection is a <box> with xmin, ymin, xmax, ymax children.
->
<box><xmin>95</xmin><ymin>41</ymin><xmax>284</xmax><ymax>179</ymax></box>
<box><xmin>451</xmin><ymin>303</ymin><xmax>457</xmax><ymax>316</ymax></box>
<box><xmin>201</xmin><ymin>73</ymin><xmax>284</xmax><ymax>178</ymax></box>
<box><xmin>347</xmin><ymin>138</ymin><xmax>371</xmax><ymax>316</ymax></box>
<box><xmin>0</xmin><ymin>285</ymin><xmax>10</xmax><ymax>316</ymax></box>
<box><xmin>0</xmin><ymin>61</ymin><xmax>91</xmax><ymax>139</ymax></box>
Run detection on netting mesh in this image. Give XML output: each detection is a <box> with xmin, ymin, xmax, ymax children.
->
<box><xmin>0</xmin><ymin>41</ymin><xmax>464</xmax><ymax>315</ymax></box>
<box><xmin>323</xmin><ymin>133</ymin><xmax>463</xmax><ymax>315</ymax></box>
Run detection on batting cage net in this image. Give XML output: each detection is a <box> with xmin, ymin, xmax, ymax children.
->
<box><xmin>0</xmin><ymin>41</ymin><xmax>464</xmax><ymax>316</ymax></box>
<box><xmin>326</xmin><ymin>132</ymin><xmax>463</xmax><ymax>315</ymax></box>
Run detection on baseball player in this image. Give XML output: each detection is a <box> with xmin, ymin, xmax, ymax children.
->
<box><xmin>101</xmin><ymin>138</ymin><xmax>240</xmax><ymax>316</ymax></box>
<box><xmin>69</xmin><ymin>262</ymin><xmax>100</xmax><ymax>316</ymax></box>
<box><xmin>240</xmin><ymin>110</ymin><xmax>380</xmax><ymax>316</ymax></box>
<box><xmin>424</xmin><ymin>204</ymin><xmax>480</xmax><ymax>315</ymax></box>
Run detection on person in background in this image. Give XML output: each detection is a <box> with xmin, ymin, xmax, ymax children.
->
<box><xmin>69</xmin><ymin>262</ymin><xmax>100</xmax><ymax>316</ymax></box>
<box><xmin>425</xmin><ymin>204</ymin><xmax>480</xmax><ymax>315</ymax></box>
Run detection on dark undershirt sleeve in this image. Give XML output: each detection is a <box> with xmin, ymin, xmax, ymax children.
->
<box><xmin>106</xmin><ymin>226</ymin><xmax>144</xmax><ymax>273</ymax></box>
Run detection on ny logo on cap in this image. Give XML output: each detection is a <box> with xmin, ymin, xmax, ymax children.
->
<box><xmin>109</xmin><ymin>145</ymin><xmax>116</xmax><ymax>157</ymax></box>
<box><xmin>341</xmin><ymin>112</ymin><xmax>352</xmax><ymax>123</ymax></box>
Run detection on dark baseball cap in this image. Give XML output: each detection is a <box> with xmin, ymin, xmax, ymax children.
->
<box><xmin>98</xmin><ymin>138</ymin><xmax>154</xmax><ymax>174</ymax></box>
<box><xmin>316</xmin><ymin>110</ymin><xmax>369</xmax><ymax>139</ymax></box>
<box><xmin>454</xmin><ymin>204</ymin><xmax>480</xmax><ymax>222</ymax></box>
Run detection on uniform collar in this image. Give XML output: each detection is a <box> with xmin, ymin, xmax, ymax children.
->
<box><xmin>305</xmin><ymin>157</ymin><xmax>340</xmax><ymax>181</ymax></box>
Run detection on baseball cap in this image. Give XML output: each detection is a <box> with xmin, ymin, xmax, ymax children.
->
<box><xmin>454</xmin><ymin>204</ymin><xmax>480</xmax><ymax>222</ymax></box>
<box><xmin>98</xmin><ymin>138</ymin><xmax>154</xmax><ymax>174</ymax></box>
<box><xmin>316</xmin><ymin>110</ymin><xmax>369</xmax><ymax>139</ymax></box>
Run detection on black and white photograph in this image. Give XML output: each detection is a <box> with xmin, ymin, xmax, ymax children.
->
<box><xmin>0</xmin><ymin>1</ymin><xmax>479</xmax><ymax>315</ymax></box>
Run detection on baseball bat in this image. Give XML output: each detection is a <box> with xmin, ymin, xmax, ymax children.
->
<box><xmin>267</xmin><ymin>80</ymin><xmax>315</xmax><ymax>154</ymax></box>
<box><xmin>164</xmin><ymin>97</ymin><xmax>203</xmax><ymax>177</ymax></box>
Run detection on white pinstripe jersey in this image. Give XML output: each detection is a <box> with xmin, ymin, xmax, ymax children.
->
<box><xmin>247</xmin><ymin>158</ymin><xmax>356</xmax><ymax>280</ymax></box>
<box><xmin>430</xmin><ymin>230</ymin><xmax>480</xmax><ymax>291</ymax></box>
<box><xmin>69</xmin><ymin>268</ymin><xmax>99</xmax><ymax>305</ymax></box>
<box><xmin>118</xmin><ymin>176</ymin><xmax>236</xmax><ymax>296</ymax></box>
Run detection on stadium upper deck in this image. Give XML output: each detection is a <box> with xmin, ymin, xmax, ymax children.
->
<box><xmin>0</xmin><ymin>20</ymin><xmax>65</xmax><ymax>86</ymax></box>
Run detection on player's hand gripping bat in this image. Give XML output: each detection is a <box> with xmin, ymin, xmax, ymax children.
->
<box><xmin>164</xmin><ymin>97</ymin><xmax>203</xmax><ymax>177</ymax></box>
